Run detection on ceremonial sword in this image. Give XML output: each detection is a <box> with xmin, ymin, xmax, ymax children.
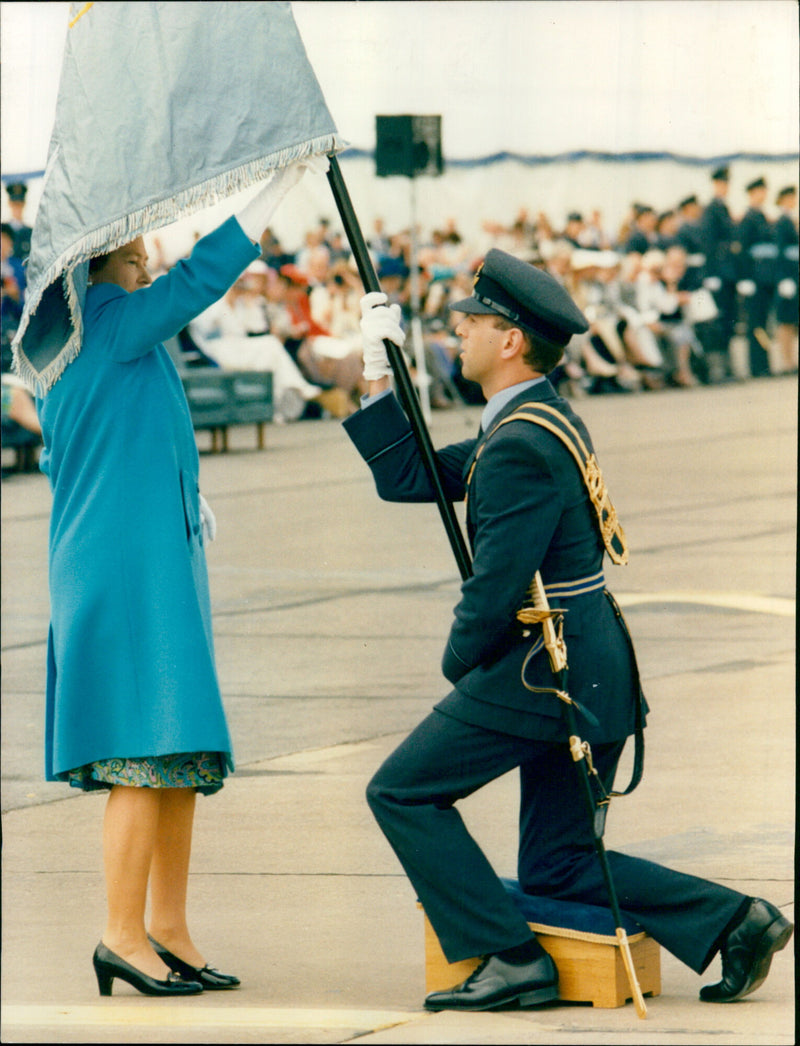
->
<box><xmin>523</xmin><ymin>571</ymin><xmax>647</xmax><ymax>1019</ymax></box>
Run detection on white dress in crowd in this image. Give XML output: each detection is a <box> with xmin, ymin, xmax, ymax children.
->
<box><xmin>189</xmin><ymin>288</ymin><xmax>322</xmax><ymax>421</ymax></box>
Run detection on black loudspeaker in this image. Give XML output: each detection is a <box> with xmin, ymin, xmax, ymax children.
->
<box><xmin>375</xmin><ymin>115</ymin><xmax>443</xmax><ymax>178</ymax></box>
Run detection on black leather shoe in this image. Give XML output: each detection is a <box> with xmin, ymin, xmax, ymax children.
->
<box><xmin>424</xmin><ymin>953</ymin><xmax>559</xmax><ymax>1011</ymax></box>
<box><xmin>700</xmin><ymin>898</ymin><xmax>793</xmax><ymax>1002</ymax></box>
<box><xmin>149</xmin><ymin>937</ymin><xmax>240</xmax><ymax>990</ymax></box>
<box><xmin>93</xmin><ymin>942</ymin><xmax>203</xmax><ymax>996</ymax></box>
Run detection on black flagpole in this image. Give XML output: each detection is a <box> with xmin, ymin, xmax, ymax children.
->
<box><xmin>325</xmin><ymin>153</ymin><xmax>472</xmax><ymax>582</ymax></box>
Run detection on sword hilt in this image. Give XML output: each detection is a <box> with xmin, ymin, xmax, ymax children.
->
<box><xmin>529</xmin><ymin>572</ymin><xmax>568</xmax><ymax>674</ymax></box>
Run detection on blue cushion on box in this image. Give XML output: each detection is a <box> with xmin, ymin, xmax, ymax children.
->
<box><xmin>501</xmin><ymin>879</ymin><xmax>643</xmax><ymax>937</ymax></box>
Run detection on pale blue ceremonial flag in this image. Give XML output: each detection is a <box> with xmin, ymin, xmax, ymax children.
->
<box><xmin>13</xmin><ymin>0</ymin><xmax>344</xmax><ymax>394</ymax></box>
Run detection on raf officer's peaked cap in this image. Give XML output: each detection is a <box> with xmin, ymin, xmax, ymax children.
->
<box><xmin>449</xmin><ymin>248</ymin><xmax>588</xmax><ymax>348</ymax></box>
<box><xmin>746</xmin><ymin>176</ymin><xmax>766</xmax><ymax>192</ymax></box>
<box><xmin>711</xmin><ymin>166</ymin><xmax>730</xmax><ymax>182</ymax></box>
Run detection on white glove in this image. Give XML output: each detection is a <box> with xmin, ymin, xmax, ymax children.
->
<box><xmin>236</xmin><ymin>154</ymin><xmax>330</xmax><ymax>243</ymax></box>
<box><xmin>300</xmin><ymin>154</ymin><xmax>330</xmax><ymax>177</ymax></box>
<box><xmin>736</xmin><ymin>279</ymin><xmax>757</xmax><ymax>297</ymax></box>
<box><xmin>199</xmin><ymin>493</ymin><xmax>217</xmax><ymax>544</ymax></box>
<box><xmin>360</xmin><ymin>291</ymin><xmax>405</xmax><ymax>381</ymax></box>
<box><xmin>703</xmin><ymin>275</ymin><xmax>721</xmax><ymax>292</ymax></box>
<box><xmin>778</xmin><ymin>278</ymin><xmax>797</xmax><ymax>299</ymax></box>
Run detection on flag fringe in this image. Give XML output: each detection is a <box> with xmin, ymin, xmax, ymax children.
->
<box><xmin>12</xmin><ymin>135</ymin><xmax>344</xmax><ymax>396</ymax></box>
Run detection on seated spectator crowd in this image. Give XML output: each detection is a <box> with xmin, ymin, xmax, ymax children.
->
<box><xmin>3</xmin><ymin>170</ymin><xmax>798</xmax><ymax>444</ymax></box>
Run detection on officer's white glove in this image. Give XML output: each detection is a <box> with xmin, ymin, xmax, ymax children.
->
<box><xmin>360</xmin><ymin>291</ymin><xmax>404</xmax><ymax>381</ymax></box>
<box><xmin>703</xmin><ymin>275</ymin><xmax>721</xmax><ymax>292</ymax></box>
<box><xmin>236</xmin><ymin>155</ymin><xmax>330</xmax><ymax>243</ymax></box>
<box><xmin>199</xmin><ymin>493</ymin><xmax>217</xmax><ymax>544</ymax></box>
<box><xmin>736</xmin><ymin>279</ymin><xmax>757</xmax><ymax>297</ymax></box>
<box><xmin>778</xmin><ymin>278</ymin><xmax>797</xmax><ymax>299</ymax></box>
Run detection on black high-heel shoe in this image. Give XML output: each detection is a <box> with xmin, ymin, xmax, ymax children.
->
<box><xmin>149</xmin><ymin>936</ymin><xmax>241</xmax><ymax>990</ymax></box>
<box><xmin>93</xmin><ymin>942</ymin><xmax>203</xmax><ymax>996</ymax></box>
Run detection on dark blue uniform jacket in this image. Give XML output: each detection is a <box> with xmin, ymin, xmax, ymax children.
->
<box><xmin>699</xmin><ymin>197</ymin><xmax>738</xmax><ymax>281</ymax></box>
<box><xmin>344</xmin><ymin>380</ymin><xmax>646</xmax><ymax>745</ymax></box>
<box><xmin>737</xmin><ymin>207</ymin><xmax>778</xmax><ymax>285</ymax></box>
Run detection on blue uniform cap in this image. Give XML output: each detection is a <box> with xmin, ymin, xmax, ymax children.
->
<box><xmin>449</xmin><ymin>248</ymin><xmax>589</xmax><ymax>348</ymax></box>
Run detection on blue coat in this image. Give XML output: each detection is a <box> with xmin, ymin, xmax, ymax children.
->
<box><xmin>343</xmin><ymin>381</ymin><xmax>646</xmax><ymax>744</ymax></box>
<box><xmin>699</xmin><ymin>196</ymin><xmax>738</xmax><ymax>282</ymax></box>
<box><xmin>38</xmin><ymin>217</ymin><xmax>259</xmax><ymax>779</ymax></box>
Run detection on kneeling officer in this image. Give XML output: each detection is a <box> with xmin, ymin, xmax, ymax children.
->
<box><xmin>343</xmin><ymin>249</ymin><xmax>792</xmax><ymax>1012</ymax></box>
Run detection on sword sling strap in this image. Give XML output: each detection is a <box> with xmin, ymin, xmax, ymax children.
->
<box><xmin>468</xmin><ymin>400</ymin><xmax>644</xmax><ymax>797</ymax></box>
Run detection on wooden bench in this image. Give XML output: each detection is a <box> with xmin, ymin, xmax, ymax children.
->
<box><xmin>181</xmin><ymin>369</ymin><xmax>274</xmax><ymax>452</ymax></box>
<box><xmin>420</xmin><ymin>883</ymin><xmax>661</xmax><ymax>1010</ymax></box>
<box><xmin>165</xmin><ymin>336</ymin><xmax>274</xmax><ymax>452</ymax></box>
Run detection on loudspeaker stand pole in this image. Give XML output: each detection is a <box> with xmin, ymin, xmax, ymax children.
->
<box><xmin>409</xmin><ymin>176</ymin><xmax>431</xmax><ymax>423</ymax></box>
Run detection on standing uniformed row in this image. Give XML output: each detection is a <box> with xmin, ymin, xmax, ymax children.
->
<box><xmin>699</xmin><ymin>169</ymin><xmax>798</xmax><ymax>378</ymax></box>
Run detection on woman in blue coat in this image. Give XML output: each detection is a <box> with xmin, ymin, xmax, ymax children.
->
<box><xmin>35</xmin><ymin>162</ymin><xmax>315</xmax><ymax>996</ymax></box>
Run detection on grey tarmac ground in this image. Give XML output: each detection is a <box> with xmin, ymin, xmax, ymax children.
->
<box><xmin>1</xmin><ymin>374</ymin><xmax>795</xmax><ymax>1044</ymax></box>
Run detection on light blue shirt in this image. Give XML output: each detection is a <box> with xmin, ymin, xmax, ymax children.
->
<box><xmin>480</xmin><ymin>377</ymin><xmax>546</xmax><ymax>433</ymax></box>
<box><xmin>361</xmin><ymin>377</ymin><xmax>547</xmax><ymax>432</ymax></box>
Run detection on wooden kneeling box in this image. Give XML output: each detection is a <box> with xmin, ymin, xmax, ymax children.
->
<box><xmin>421</xmin><ymin>907</ymin><xmax>661</xmax><ymax>1009</ymax></box>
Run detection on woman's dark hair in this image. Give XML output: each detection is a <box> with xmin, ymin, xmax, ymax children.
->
<box><xmin>492</xmin><ymin>316</ymin><xmax>564</xmax><ymax>374</ymax></box>
<box><xmin>89</xmin><ymin>253</ymin><xmax>111</xmax><ymax>276</ymax></box>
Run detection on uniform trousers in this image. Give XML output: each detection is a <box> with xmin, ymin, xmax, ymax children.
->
<box><xmin>367</xmin><ymin>709</ymin><xmax>748</xmax><ymax>971</ymax></box>
<box><xmin>744</xmin><ymin>284</ymin><xmax>774</xmax><ymax>376</ymax></box>
<box><xmin>709</xmin><ymin>279</ymin><xmax>738</xmax><ymax>358</ymax></box>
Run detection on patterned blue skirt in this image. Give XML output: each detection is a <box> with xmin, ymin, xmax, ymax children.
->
<box><xmin>65</xmin><ymin>751</ymin><xmax>227</xmax><ymax>795</ymax></box>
